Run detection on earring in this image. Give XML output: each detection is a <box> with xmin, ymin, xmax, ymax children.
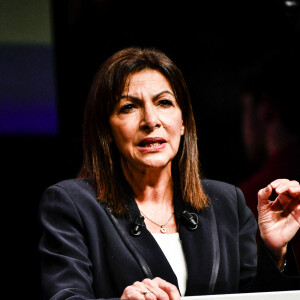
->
<box><xmin>181</xmin><ymin>125</ymin><xmax>185</xmax><ymax>135</ymax></box>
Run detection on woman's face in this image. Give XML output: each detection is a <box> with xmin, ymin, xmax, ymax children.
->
<box><xmin>109</xmin><ymin>69</ymin><xmax>185</xmax><ymax>171</ymax></box>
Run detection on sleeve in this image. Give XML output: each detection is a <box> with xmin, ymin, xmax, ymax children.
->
<box><xmin>38</xmin><ymin>185</ymin><xmax>119</xmax><ymax>300</ymax></box>
<box><xmin>236</xmin><ymin>186</ymin><xmax>259</xmax><ymax>292</ymax></box>
<box><xmin>236</xmin><ymin>187</ymin><xmax>300</xmax><ymax>292</ymax></box>
<box><xmin>254</xmin><ymin>237</ymin><xmax>300</xmax><ymax>291</ymax></box>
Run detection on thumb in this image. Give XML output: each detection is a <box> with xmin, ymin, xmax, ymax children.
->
<box><xmin>258</xmin><ymin>184</ymin><xmax>272</xmax><ymax>208</ymax></box>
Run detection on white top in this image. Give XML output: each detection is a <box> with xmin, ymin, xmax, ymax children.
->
<box><xmin>152</xmin><ymin>232</ymin><xmax>188</xmax><ymax>295</ymax></box>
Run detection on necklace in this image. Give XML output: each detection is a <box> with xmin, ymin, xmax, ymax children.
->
<box><xmin>139</xmin><ymin>209</ymin><xmax>174</xmax><ymax>233</ymax></box>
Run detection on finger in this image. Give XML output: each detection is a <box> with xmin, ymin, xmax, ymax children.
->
<box><xmin>276</xmin><ymin>185</ymin><xmax>300</xmax><ymax>201</ymax></box>
<box><xmin>127</xmin><ymin>281</ymin><xmax>157</xmax><ymax>300</ymax></box>
<box><xmin>271</xmin><ymin>180</ymin><xmax>299</xmax><ymax>194</ymax></box>
<box><xmin>277</xmin><ymin>193</ymin><xmax>294</xmax><ymax>210</ymax></box>
<box><xmin>288</xmin><ymin>185</ymin><xmax>300</xmax><ymax>197</ymax></box>
<box><xmin>285</xmin><ymin>197</ymin><xmax>300</xmax><ymax>220</ymax></box>
<box><xmin>133</xmin><ymin>281</ymin><xmax>156</xmax><ymax>297</ymax></box>
<box><xmin>121</xmin><ymin>285</ymin><xmax>145</xmax><ymax>300</ymax></box>
<box><xmin>141</xmin><ymin>289</ymin><xmax>157</xmax><ymax>300</ymax></box>
<box><xmin>257</xmin><ymin>184</ymin><xmax>273</xmax><ymax>208</ymax></box>
<box><xmin>269</xmin><ymin>178</ymin><xmax>291</xmax><ymax>189</ymax></box>
<box><xmin>144</xmin><ymin>291</ymin><xmax>157</xmax><ymax>300</ymax></box>
<box><xmin>152</xmin><ymin>277</ymin><xmax>181</xmax><ymax>300</ymax></box>
<box><xmin>141</xmin><ymin>278</ymin><xmax>169</xmax><ymax>300</ymax></box>
<box><xmin>277</xmin><ymin>178</ymin><xmax>298</xmax><ymax>192</ymax></box>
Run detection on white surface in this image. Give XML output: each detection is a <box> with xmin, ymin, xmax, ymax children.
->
<box><xmin>183</xmin><ymin>290</ymin><xmax>300</xmax><ymax>300</ymax></box>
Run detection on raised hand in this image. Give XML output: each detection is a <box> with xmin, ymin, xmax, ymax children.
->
<box><xmin>257</xmin><ymin>179</ymin><xmax>300</xmax><ymax>267</ymax></box>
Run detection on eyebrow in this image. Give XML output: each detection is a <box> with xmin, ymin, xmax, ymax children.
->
<box><xmin>120</xmin><ymin>90</ymin><xmax>175</xmax><ymax>101</ymax></box>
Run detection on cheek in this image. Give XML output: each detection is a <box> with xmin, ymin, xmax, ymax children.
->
<box><xmin>110</xmin><ymin>120</ymin><xmax>136</xmax><ymax>149</ymax></box>
<box><xmin>113</xmin><ymin>128</ymin><xmax>129</xmax><ymax>145</ymax></box>
<box><xmin>173</xmin><ymin>113</ymin><xmax>184</xmax><ymax>135</ymax></box>
<box><xmin>166</xmin><ymin>117</ymin><xmax>184</xmax><ymax>141</ymax></box>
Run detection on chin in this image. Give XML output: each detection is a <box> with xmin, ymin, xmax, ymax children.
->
<box><xmin>139</xmin><ymin>158</ymin><xmax>173</xmax><ymax>170</ymax></box>
<box><xmin>122</xmin><ymin>153</ymin><xmax>175</xmax><ymax>172</ymax></box>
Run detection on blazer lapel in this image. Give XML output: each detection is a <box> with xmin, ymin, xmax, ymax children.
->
<box><xmin>120</xmin><ymin>219</ymin><xmax>179</xmax><ymax>287</ymax></box>
<box><xmin>116</xmin><ymin>191</ymin><xmax>179</xmax><ymax>289</ymax></box>
<box><xmin>178</xmin><ymin>205</ymin><xmax>218</xmax><ymax>295</ymax></box>
<box><xmin>114</xmin><ymin>179</ymin><xmax>220</xmax><ymax>296</ymax></box>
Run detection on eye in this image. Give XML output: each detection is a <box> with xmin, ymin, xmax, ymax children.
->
<box><xmin>118</xmin><ymin>103</ymin><xmax>137</xmax><ymax>114</ymax></box>
<box><xmin>158</xmin><ymin>99</ymin><xmax>174</xmax><ymax>107</ymax></box>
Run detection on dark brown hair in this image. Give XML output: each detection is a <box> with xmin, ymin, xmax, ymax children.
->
<box><xmin>78</xmin><ymin>47</ymin><xmax>209</xmax><ymax>215</ymax></box>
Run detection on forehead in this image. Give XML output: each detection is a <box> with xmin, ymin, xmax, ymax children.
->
<box><xmin>123</xmin><ymin>69</ymin><xmax>173</xmax><ymax>94</ymax></box>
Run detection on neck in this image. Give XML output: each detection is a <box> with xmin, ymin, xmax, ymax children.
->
<box><xmin>121</xmin><ymin>160</ymin><xmax>177</xmax><ymax>234</ymax></box>
<box><xmin>121</xmin><ymin>159</ymin><xmax>174</xmax><ymax>207</ymax></box>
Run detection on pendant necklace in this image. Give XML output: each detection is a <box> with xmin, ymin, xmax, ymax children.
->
<box><xmin>139</xmin><ymin>209</ymin><xmax>174</xmax><ymax>233</ymax></box>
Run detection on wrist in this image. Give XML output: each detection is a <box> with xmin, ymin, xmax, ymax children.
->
<box><xmin>259</xmin><ymin>234</ymin><xmax>288</xmax><ymax>269</ymax></box>
<box><xmin>277</xmin><ymin>252</ymin><xmax>287</xmax><ymax>270</ymax></box>
<box><xmin>268</xmin><ymin>244</ymin><xmax>288</xmax><ymax>269</ymax></box>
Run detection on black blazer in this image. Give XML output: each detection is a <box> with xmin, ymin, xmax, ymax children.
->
<box><xmin>38</xmin><ymin>179</ymin><xmax>300</xmax><ymax>300</ymax></box>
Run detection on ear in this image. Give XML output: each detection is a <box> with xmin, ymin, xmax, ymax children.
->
<box><xmin>181</xmin><ymin>122</ymin><xmax>185</xmax><ymax>136</ymax></box>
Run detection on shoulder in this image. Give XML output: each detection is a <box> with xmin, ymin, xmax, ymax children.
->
<box><xmin>40</xmin><ymin>178</ymin><xmax>100</xmax><ymax>216</ymax></box>
<box><xmin>201</xmin><ymin>178</ymin><xmax>234</xmax><ymax>191</ymax></box>
<box><xmin>43</xmin><ymin>178</ymin><xmax>96</xmax><ymax>200</ymax></box>
<box><xmin>201</xmin><ymin>179</ymin><xmax>243</xmax><ymax>204</ymax></box>
<box><xmin>50</xmin><ymin>178</ymin><xmax>95</xmax><ymax>194</ymax></box>
<box><xmin>201</xmin><ymin>178</ymin><xmax>252</xmax><ymax>220</ymax></box>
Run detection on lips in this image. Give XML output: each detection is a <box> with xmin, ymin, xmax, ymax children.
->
<box><xmin>138</xmin><ymin>137</ymin><xmax>166</xmax><ymax>147</ymax></box>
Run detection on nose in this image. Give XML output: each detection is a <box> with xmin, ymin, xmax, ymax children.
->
<box><xmin>140</xmin><ymin>103</ymin><xmax>161</xmax><ymax>131</ymax></box>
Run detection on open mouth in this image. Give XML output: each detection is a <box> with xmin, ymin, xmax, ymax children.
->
<box><xmin>138</xmin><ymin>137</ymin><xmax>166</xmax><ymax>148</ymax></box>
<box><xmin>138</xmin><ymin>142</ymin><xmax>164</xmax><ymax>148</ymax></box>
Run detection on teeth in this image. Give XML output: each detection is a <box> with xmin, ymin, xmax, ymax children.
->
<box><xmin>144</xmin><ymin>143</ymin><xmax>161</xmax><ymax>147</ymax></box>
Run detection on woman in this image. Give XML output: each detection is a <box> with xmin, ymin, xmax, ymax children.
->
<box><xmin>39</xmin><ymin>47</ymin><xmax>300</xmax><ymax>300</ymax></box>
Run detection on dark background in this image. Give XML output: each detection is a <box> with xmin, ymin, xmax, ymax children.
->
<box><xmin>2</xmin><ymin>0</ymin><xmax>300</xmax><ymax>298</ymax></box>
